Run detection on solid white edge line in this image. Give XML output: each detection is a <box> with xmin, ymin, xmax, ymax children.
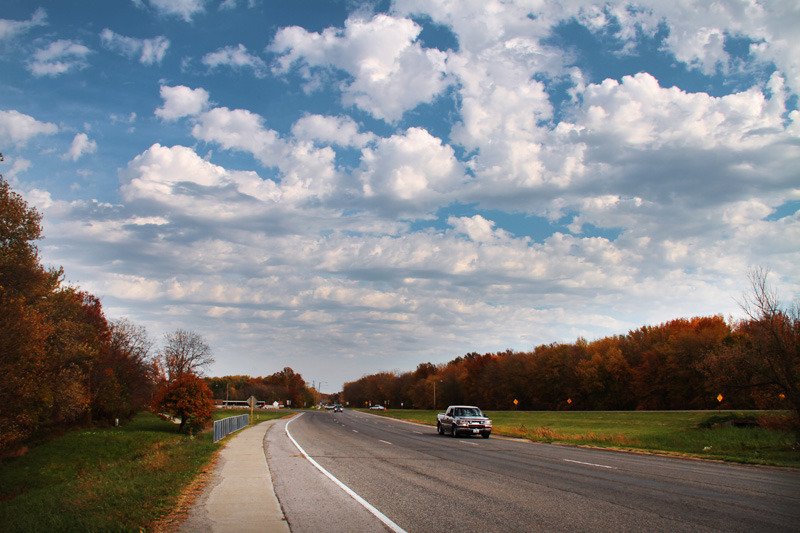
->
<box><xmin>285</xmin><ymin>413</ymin><xmax>407</xmax><ymax>533</ymax></box>
<box><xmin>564</xmin><ymin>458</ymin><xmax>615</xmax><ymax>469</ymax></box>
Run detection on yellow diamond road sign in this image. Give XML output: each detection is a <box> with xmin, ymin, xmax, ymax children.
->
<box><xmin>717</xmin><ymin>394</ymin><xmax>723</xmax><ymax>403</ymax></box>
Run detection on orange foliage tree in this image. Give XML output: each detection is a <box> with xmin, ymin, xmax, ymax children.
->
<box><xmin>153</xmin><ymin>373</ymin><xmax>214</xmax><ymax>434</ymax></box>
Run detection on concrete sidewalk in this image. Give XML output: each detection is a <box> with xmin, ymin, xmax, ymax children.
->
<box><xmin>179</xmin><ymin>420</ymin><xmax>290</xmax><ymax>533</ymax></box>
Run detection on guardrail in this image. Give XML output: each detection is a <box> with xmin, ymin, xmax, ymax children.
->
<box><xmin>213</xmin><ymin>414</ymin><xmax>249</xmax><ymax>442</ymax></box>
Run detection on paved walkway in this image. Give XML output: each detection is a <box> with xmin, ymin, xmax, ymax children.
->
<box><xmin>179</xmin><ymin>420</ymin><xmax>290</xmax><ymax>533</ymax></box>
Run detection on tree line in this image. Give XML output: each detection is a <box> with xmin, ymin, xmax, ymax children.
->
<box><xmin>204</xmin><ymin>368</ymin><xmax>317</xmax><ymax>408</ymax></box>
<box><xmin>344</xmin><ymin>275</ymin><xmax>799</xmax><ymax>423</ymax></box>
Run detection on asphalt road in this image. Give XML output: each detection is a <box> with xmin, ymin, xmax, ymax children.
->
<box><xmin>268</xmin><ymin>410</ymin><xmax>800</xmax><ymax>532</ymax></box>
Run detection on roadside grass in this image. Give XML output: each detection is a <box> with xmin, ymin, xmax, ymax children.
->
<box><xmin>0</xmin><ymin>409</ymin><xmax>286</xmax><ymax>532</ymax></box>
<box><xmin>366</xmin><ymin>409</ymin><xmax>799</xmax><ymax>467</ymax></box>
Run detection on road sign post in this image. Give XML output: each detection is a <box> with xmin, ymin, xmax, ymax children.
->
<box><xmin>248</xmin><ymin>395</ymin><xmax>257</xmax><ymax>422</ymax></box>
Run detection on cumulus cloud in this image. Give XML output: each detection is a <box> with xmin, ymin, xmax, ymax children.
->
<box><xmin>190</xmin><ymin>106</ymin><xmax>285</xmax><ymax>166</ymax></box>
<box><xmin>0</xmin><ymin>7</ymin><xmax>47</xmax><ymax>40</ymax></box>
<box><xmin>63</xmin><ymin>133</ymin><xmax>97</xmax><ymax>161</ymax></box>
<box><xmin>271</xmin><ymin>14</ymin><xmax>451</xmax><ymax>121</ymax></box>
<box><xmin>100</xmin><ymin>28</ymin><xmax>169</xmax><ymax>65</ymax></box>
<box><xmin>155</xmin><ymin>85</ymin><xmax>210</xmax><ymax>120</ymax></box>
<box><xmin>27</xmin><ymin>39</ymin><xmax>91</xmax><ymax>77</ymax></box>
<box><xmin>358</xmin><ymin>127</ymin><xmax>465</xmax><ymax>215</ymax></box>
<box><xmin>291</xmin><ymin>114</ymin><xmax>375</xmax><ymax>148</ymax></box>
<box><xmin>0</xmin><ymin>109</ymin><xmax>58</xmax><ymax>146</ymax></box>
<box><xmin>202</xmin><ymin>44</ymin><xmax>266</xmax><ymax>77</ymax></box>
<box><xmin>142</xmin><ymin>0</ymin><xmax>209</xmax><ymax>22</ymax></box>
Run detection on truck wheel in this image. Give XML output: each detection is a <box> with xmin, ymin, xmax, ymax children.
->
<box><xmin>482</xmin><ymin>432</ymin><xmax>490</xmax><ymax>439</ymax></box>
<box><xmin>437</xmin><ymin>423</ymin><xmax>443</xmax><ymax>435</ymax></box>
<box><xmin>451</xmin><ymin>427</ymin><xmax>458</xmax><ymax>438</ymax></box>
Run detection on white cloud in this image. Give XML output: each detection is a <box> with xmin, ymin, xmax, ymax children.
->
<box><xmin>0</xmin><ymin>7</ymin><xmax>47</xmax><ymax>40</ymax></box>
<box><xmin>291</xmin><ymin>114</ymin><xmax>375</xmax><ymax>148</ymax></box>
<box><xmin>0</xmin><ymin>109</ymin><xmax>58</xmax><ymax>146</ymax></box>
<box><xmin>100</xmin><ymin>29</ymin><xmax>169</xmax><ymax>65</ymax></box>
<box><xmin>144</xmin><ymin>0</ymin><xmax>209</xmax><ymax>22</ymax></box>
<box><xmin>119</xmin><ymin>144</ymin><xmax>287</xmax><ymax>225</ymax></box>
<box><xmin>202</xmin><ymin>44</ymin><xmax>266</xmax><ymax>77</ymax></box>
<box><xmin>155</xmin><ymin>85</ymin><xmax>210</xmax><ymax>120</ymax></box>
<box><xmin>63</xmin><ymin>133</ymin><xmax>97</xmax><ymax>162</ymax></box>
<box><xmin>189</xmin><ymin>104</ymin><xmax>342</xmax><ymax>203</ymax></box>
<box><xmin>271</xmin><ymin>14</ymin><xmax>451</xmax><ymax>121</ymax></box>
<box><xmin>358</xmin><ymin>127</ymin><xmax>465</xmax><ymax>215</ymax></box>
<box><xmin>190</xmin><ymin>106</ymin><xmax>284</xmax><ymax>165</ymax></box>
<box><xmin>448</xmin><ymin>215</ymin><xmax>507</xmax><ymax>243</ymax></box>
<box><xmin>575</xmin><ymin>72</ymin><xmax>785</xmax><ymax>150</ymax></box>
<box><xmin>27</xmin><ymin>39</ymin><xmax>91</xmax><ymax>77</ymax></box>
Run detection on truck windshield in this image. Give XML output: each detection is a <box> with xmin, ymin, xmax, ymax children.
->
<box><xmin>455</xmin><ymin>408</ymin><xmax>482</xmax><ymax>417</ymax></box>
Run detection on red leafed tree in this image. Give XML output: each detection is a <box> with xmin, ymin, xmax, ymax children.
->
<box><xmin>153</xmin><ymin>374</ymin><xmax>214</xmax><ymax>434</ymax></box>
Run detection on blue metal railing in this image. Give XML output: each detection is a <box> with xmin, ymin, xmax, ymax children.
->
<box><xmin>213</xmin><ymin>414</ymin><xmax>249</xmax><ymax>442</ymax></box>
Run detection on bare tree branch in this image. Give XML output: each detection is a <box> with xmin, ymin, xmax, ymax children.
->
<box><xmin>160</xmin><ymin>329</ymin><xmax>214</xmax><ymax>380</ymax></box>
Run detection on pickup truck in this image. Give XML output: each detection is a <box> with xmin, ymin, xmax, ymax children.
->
<box><xmin>437</xmin><ymin>405</ymin><xmax>492</xmax><ymax>438</ymax></box>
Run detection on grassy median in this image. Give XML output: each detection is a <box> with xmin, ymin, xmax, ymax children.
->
<box><xmin>369</xmin><ymin>409</ymin><xmax>799</xmax><ymax>467</ymax></box>
<box><xmin>0</xmin><ymin>409</ymin><xmax>286</xmax><ymax>532</ymax></box>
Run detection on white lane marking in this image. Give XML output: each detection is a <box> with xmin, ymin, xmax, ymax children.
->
<box><xmin>352</xmin><ymin>430</ymin><xmax>359</xmax><ymax>433</ymax></box>
<box><xmin>285</xmin><ymin>414</ymin><xmax>407</xmax><ymax>533</ymax></box>
<box><xmin>379</xmin><ymin>440</ymin><xmax>393</xmax><ymax>445</ymax></box>
<box><xmin>564</xmin><ymin>459</ymin><xmax>615</xmax><ymax>469</ymax></box>
<box><xmin>460</xmin><ymin>441</ymin><xmax>479</xmax><ymax>446</ymax></box>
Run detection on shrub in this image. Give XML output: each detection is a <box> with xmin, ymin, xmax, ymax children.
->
<box><xmin>152</xmin><ymin>374</ymin><xmax>214</xmax><ymax>435</ymax></box>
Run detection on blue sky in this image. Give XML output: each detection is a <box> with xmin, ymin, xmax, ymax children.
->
<box><xmin>2</xmin><ymin>0</ymin><xmax>798</xmax><ymax>393</ymax></box>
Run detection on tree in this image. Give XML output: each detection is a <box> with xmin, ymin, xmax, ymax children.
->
<box><xmin>91</xmin><ymin>318</ymin><xmax>157</xmax><ymax>423</ymax></box>
<box><xmin>0</xmin><ymin>177</ymin><xmax>61</xmax><ymax>449</ymax></box>
<box><xmin>738</xmin><ymin>269</ymin><xmax>799</xmax><ymax>419</ymax></box>
<box><xmin>160</xmin><ymin>329</ymin><xmax>214</xmax><ymax>380</ymax></box>
<box><xmin>153</xmin><ymin>373</ymin><xmax>214</xmax><ymax>434</ymax></box>
<box><xmin>702</xmin><ymin>269</ymin><xmax>799</xmax><ymax>426</ymax></box>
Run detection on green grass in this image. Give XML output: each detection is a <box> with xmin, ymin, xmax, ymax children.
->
<box><xmin>365</xmin><ymin>409</ymin><xmax>799</xmax><ymax>467</ymax></box>
<box><xmin>0</xmin><ymin>409</ymin><xmax>286</xmax><ymax>532</ymax></box>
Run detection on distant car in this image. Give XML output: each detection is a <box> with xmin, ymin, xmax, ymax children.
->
<box><xmin>333</xmin><ymin>404</ymin><xmax>343</xmax><ymax>412</ymax></box>
<box><xmin>369</xmin><ymin>405</ymin><xmax>386</xmax><ymax>410</ymax></box>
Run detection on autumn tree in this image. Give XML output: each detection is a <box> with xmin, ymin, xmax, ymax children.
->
<box><xmin>92</xmin><ymin>318</ymin><xmax>157</xmax><ymax>423</ymax></box>
<box><xmin>0</xmin><ymin>177</ymin><xmax>61</xmax><ymax>449</ymax></box>
<box><xmin>703</xmin><ymin>269</ymin><xmax>799</xmax><ymax>425</ymax></box>
<box><xmin>153</xmin><ymin>373</ymin><xmax>214</xmax><ymax>434</ymax></box>
<box><xmin>160</xmin><ymin>329</ymin><xmax>214</xmax><ymax>380</ymax></box>
<box><xmin>44</xmin><ymin>288</ymin><xmax>110</xmax><ymax>425</ymax></box>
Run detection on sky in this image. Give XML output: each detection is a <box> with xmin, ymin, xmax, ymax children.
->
<box><xmin>1</xmin><ymin>0</ymin><xmax>798</xmax><ymax>393</ymax></box>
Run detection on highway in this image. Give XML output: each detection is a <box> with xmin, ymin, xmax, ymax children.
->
<box><xmin>266</xmin><ymin>409</ymin><xmax>800</xmax><ymax>532</ymax></box>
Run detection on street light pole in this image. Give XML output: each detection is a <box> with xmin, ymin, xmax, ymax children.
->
<box><xmin>433</xmin><ymin>379</ymin><xmax>442</xmax><ymax>410</ymax></box>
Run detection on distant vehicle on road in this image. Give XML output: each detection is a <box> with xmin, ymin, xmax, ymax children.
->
<box><xmin>333</xmin><ymin>404</ymin><xmax>343</xmax><ymax>412</ymax></box>
<box><xmin>437</xmin><ymin>405</ymin><xmax>492</xmax><ymax>438</ymax></box>
<box><xmin>369</xmin><ymin>405</ymin><xmax>386</xmax><ymax>410</ymax></box>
